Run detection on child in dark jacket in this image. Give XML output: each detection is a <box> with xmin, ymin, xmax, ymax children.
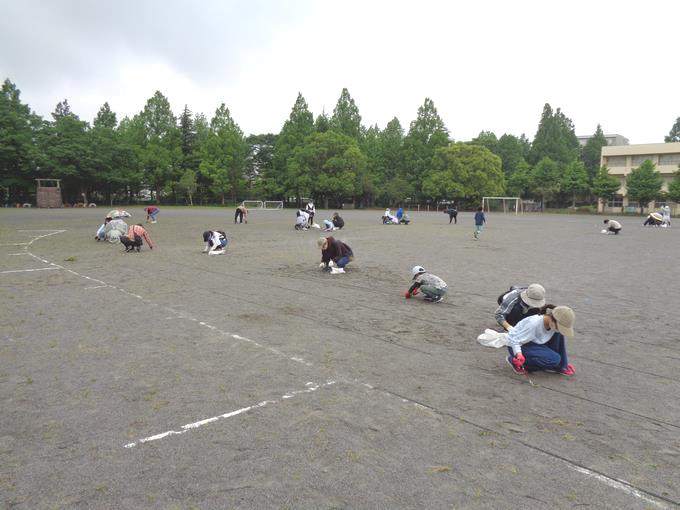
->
<box><xmin>474</xmin><ymin>207</ymin><xmax>486</xmax><ymax>240</ymax></box>
<box><xmin>318</xmin><ymin>236</ymin><xmax>353</xmax><ymax>274</ymax></box>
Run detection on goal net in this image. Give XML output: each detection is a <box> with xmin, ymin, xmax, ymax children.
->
<box><xmin>482</xmin><ymin>197</ymin><xmax>523</xmax><ymax>214</ymax></box>
<box><xmin>241</xmin><ymin>200</ymin><xmax>283</xmax><ymax>210</ymax></box>
<box><xmin>263</xmin><ymin>200</ymin><xmax>283</xmax><ymax>210</ymax></box>
<box><xmin>241</xmin><ymin>200</ymin><xmax>263</xmax><ymax>210</ymax></box>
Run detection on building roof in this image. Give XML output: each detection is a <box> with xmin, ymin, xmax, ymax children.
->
<box><xmin>602</xmin><ymin>142</ymin><xmax>680</xmax><ymax>156</ymax></box>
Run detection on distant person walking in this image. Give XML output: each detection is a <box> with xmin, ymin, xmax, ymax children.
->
<box><xmin>473</xmin><ymin>206</ymin><xmax>486</xmax><ymax>240</ymax></box>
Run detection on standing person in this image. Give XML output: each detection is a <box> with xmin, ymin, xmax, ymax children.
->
<box><xmin>506</xmin><ymin>306</ymin><xmax>576</xmax><ymax>376</ymax></box>
<box><xmin>306</xmin><ymin>201</ymin><xmax>316</xmax><ymax>227</ymax></box>
<box><xmin>396</xmin><ymin>207</ymin><xmax>404</xmax><ymax>221</ymax></box>
<box><xmin>404</xmin><ymin>266</ymin><xmax>448</xmax><ymax>303</ymax></box>
<box><xmin>662</xmin><ymin>205</ymin><xmax>671</xmax><ymax>227</ymax></box>
<box><xmin>234</xmin><ymin>204</ymin><xmax>248</xmax><ymax>224</ymax></box>
<box><xmin>443</xmin><ymin>206</ymin><xmax>458</xmax><ymax>224</ymax></box>
<box><xmin>495</xmin><ymin>284</ymin><xmax>546</xmax><ymax>331</ymax></box>
<box><xmin>144</xmin><ymin>206</ymin><xmax>160</xmax><ymax>223</ymax></box>
<box><xmin>318</xmin><ymin>236</ymin><xmax>353</xmax><ymax>274</ymax></box>
<box><xmin>126</xmin><ymin>223</ymin><xmax>154</xmax><ymax>250</ymax></box>
<box><xmin>603</xmin><ymin>218</ymin><xmax>622</xmax><ymax>234</ymax></box>
<box><xmin>332</xmin><ymin>212</ymin><xmax>344</xmax><ymax>230</ymax></box>
<box><xmin>473</xmin><ymin>206</ymin><xmax>486</xmax><ymax>240</ymax></box>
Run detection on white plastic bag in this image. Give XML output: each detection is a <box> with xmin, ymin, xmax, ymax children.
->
<box><xmin>477</xmin><ymin>329</ymin><xmax>508</xmax><ymax>348</ymax></box>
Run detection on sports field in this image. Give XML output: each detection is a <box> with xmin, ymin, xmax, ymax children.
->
<box><xmin>1</xmin><ymin>207</ymin><xmax>678</xmax><ymax>509</ymax></box>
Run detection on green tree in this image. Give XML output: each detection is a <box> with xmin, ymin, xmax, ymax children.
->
<box><xmin>199</xmin><ymin>103</ymin><xmax>247</xmax><ymax>204</ymax></box>
<box><xmin>529</xmin><ymin>103</ymin><xmax>579</xmax><ymax>166</ymax></box>
<box><xmin>495</xmin><ymin>133</ymin><xmax>530</xmax><ymax>176</ymax></box>
<box><xmin>591</xmin><ymin>166</ymin><xmax>621</xmax><ymax>209</ymax></box>
<box><xmin>581</xmin><ymin>124</ymin><xmax>608</xmax><ymax>183</ymax></box>
<box><xmin>178</xmin><ymin>105</ymin><xmax>198</xmax><ymax>171</ymax></box>
<box><xmin>422</xmin><ymin>143</ymin><xmax>504</xmax><ymax>204</ymax></box>
<box><xmin>136</xmin><ymin>91</ymin><xmax>181</xmax><ymax>200</ymax></box>
<box><xmin>273</xmin><ymin>93</ymin><xmax>315</xmax><ymax>203</ymax></box>
<box><xmin>292</xmin><ymin>131</ymin><xmax>366</xmax><ymax>208</ymax></box>
<box><xmin>506</xmin><ymin>160</ymin><xmax>532</xmax><ymax>198</ymax></box>
<box><xmin>469</xmin><ymin>131</ymin><xmax>498</xmax><ymax>153</ymax></box>
<box><xmin>245</xmin><ymin>133</ymin><xmax>277</xmax><ymax>197</ymax></box>
<box><xmin>666</xmin><ymin>165</ymin><xmax>680</xmax><ymax>203</ymax></box>
<box><xmin>89</xmin><ymin>102</ymin><xmax>135</xmax><ymax>205</ymax></box>
<box><xmin>0</xmin><ymin>79</ymin><xmax>38</xmax><ymax>203</ymax></box>
<box><xmin>329</xmin><ymin>88</ymin><xmax>363</xmax><ymax>140</ymax></box>
<box><xmin>625</xmin><ymin>159</ymin><xmax>664</xmax><ymax>214</ymax></box>
<box><xmin>175</xmin><ymin>169</ymin><xmax>198</xmax><ymax>205</ymax></box>
<box><xmin>401</xmin><ymin>98</ymin><xmax>449</xmax><ymax>199</ymax></box>
<box><xmin>530</xmin><ymin>157</ymin><xmax>561</xmax><ymax>209</ymax></box>
<box><xmin>665</xmin><ymin>117</ymin><xmax>680</xmax><ymax>142</ymax></box>
<box><xmin>560</xmin><ymin>160</ymin><xmax>589</xmax><ymax>207</ymax></box>
<box><xmin>314</xmin><ymin>111</ymin><xmax>330</xmax><ymax>133</ymax></box>
<box><xmin>39</xmin><ymin>99</ymin><xmax>92</xmax><ymax>202</ymax></box>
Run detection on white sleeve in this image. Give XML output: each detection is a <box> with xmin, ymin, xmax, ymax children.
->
<box><xmin>506</xmin><ymin>318</ymin><xmax>534</xmax><ymax>355</ymax></box>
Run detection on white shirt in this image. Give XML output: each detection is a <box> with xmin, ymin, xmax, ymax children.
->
<box><xmin>507</xmin><ymin>314</ymin><xmax>555</xmax><ymax>355</ymax></box>
<box><xmin>608</xmin><ymin>220</ymin><xmax>622</xmax><ymax>229</ymax></box>
<box><xmin>296</xmin><ymin>211</ymin><xmax>310</xmax><ymax>225</ymax></box>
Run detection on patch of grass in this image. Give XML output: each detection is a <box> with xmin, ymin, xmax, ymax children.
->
<box><xmin>429</xmin><ymin>465</ymin><xmax>450</xmax><ymax>473</ymax></box>
<box><xmin>63</xmin><ymin>256</ymin><xmax>77</xmax><ymax>262</ymax></box>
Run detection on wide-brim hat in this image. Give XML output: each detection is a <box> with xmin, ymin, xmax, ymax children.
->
<box><xmin>552</xmin><ymin>306</ymin><xmax>575</xmax><ymax>337</ymax></box>
<box><xmin>520</xmin><ymin>283</ymin><xmax>546</xmax><ymax>308</ymax></box>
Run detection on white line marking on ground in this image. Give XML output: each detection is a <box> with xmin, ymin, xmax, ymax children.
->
<box><xmin>124</xmin><ymin>380</ymin><xmax>336</xmax><ymax>448</ymax></box>
<box><xmin>0</xmin><ymin>243</ymin><xmax>28</xmax><ymax>246</ymax></box>
<box><xmin>22</xmin><ymin>230</ymin><xmax>668</xmax><ymax>507</ymax></box>
<box><xmin>568</xmin><ymin>465</ymin><xmax>668</xmax><ymax>509</ymax></box>
<box><xmin>8</xmin><ymin>253</ymin><xmax>31</xmax><ymax>256</ymax></box>
<box><xmin>0</xmin><ymin>267</ymin><xmax>60</xmax><ymax>274</ymax></box>
<box><xmin>85</xmin><ymin>285</ymin><xmax>109</xmax><ymax>290</ymax></box>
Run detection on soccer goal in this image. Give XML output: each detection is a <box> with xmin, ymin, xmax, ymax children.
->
<box><xmin>241</xmin><ymin>200</ymin><xmax>263</xmax><ymax>210</ymax></box>
<box><xmin>263</xmin><ymin>200</ymin><xmax>284</xmax><ymax>210</ymax></box>
<box><xmin>482</xmin><ymin>197</ymin><xmax>523</xmax><ymax>214</ymax></box>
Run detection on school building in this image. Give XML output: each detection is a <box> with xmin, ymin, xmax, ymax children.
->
<box><xmin>599</xmin><ymin>142</ymin><xmax>680</xmax><ymax>214</ymax></box>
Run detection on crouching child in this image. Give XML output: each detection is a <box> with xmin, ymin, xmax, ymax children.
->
<box><xmin>405</xmin><ymin>266</ymin><xmax>447</xmax><ymax>302</ymax></box>
<box><xmin>203</xmin><ymin>230</ymin><xmax>228</xmax><ymax>255</ymax></box>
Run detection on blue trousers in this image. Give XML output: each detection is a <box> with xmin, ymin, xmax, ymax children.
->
<box><xmin>508</xmin><ymin>333</ymin><xmax>568</xmax><ymax>371</ymax></box>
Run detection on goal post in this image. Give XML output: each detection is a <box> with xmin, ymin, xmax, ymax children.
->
<box><xmin>240</xmin><ymin>200</ymin><xmax>283</xmax><ymax>210</ymax></box>
<box><xmin>263</xmin><ymin>200</ymin><xmax>283</xmax><ymax>210</ymax></box>
<box><xmin>482</xmin><ymin>197</ymin><xmax>523</xmax><ymax>215</ymax></box>
<box><xmin>241</xmin><ymin>200</ymin><xmax>263</xmax><ymax>210</ymax></box>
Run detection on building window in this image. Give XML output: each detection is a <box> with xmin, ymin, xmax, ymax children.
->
<box><xmin>631</xmin><ymin>156</ymin><xmax>653</xmax><ymax>167</ymax></box>
<box><xmin>607</xmin><ymin>195</ymin><xmax>623</xmax><ymax>208</ymax></box>
<box><xmin>659</xmin><ymin>154</ymin><xmax>680</xmax><ymax>166</ymax></box>
<box><xmin>606</xmin><ymin>156</ymin><xmax>626</xmax><ymax>167</ymax></box>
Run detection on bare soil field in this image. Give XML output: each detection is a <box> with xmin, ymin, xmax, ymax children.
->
<box><xmin>1</xmin><ymin>207</ymin><xmax>678</xmax><ymax>509</ymax></box>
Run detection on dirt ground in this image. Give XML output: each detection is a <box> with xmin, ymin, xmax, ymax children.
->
<box><xmin>1</xmin><ymin>207</ymin><xmax>678</xmax><ymax>509</ymax></box>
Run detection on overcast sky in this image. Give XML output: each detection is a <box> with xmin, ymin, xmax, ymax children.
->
<box><xmin>2</xmin><ymin>0</ymin><xmax>678</xmax><ymax>143</ymax></box>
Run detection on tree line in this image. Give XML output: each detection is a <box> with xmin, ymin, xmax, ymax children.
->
<box><xmin>2</xmin><ymin>77</ymin><xmax>680</xmax><ymax>208</ymax></box>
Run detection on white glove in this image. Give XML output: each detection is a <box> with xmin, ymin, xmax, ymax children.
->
<box><xmin>319</xmin><ymin>262</ymin><xmax>326</xmax><ymax>268</ymax></box>
<box><xmin>328</xmin><ymin>260</ymin><xmax>336</xmax><ymax>267</ymax></box>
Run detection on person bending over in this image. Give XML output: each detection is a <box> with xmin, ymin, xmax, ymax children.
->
<box><xmin>506</xmin><ymin>305</ymin><xmax>576</xmax><ymax>376</ymax></box>
<box><xmin>495</xmin><ymin>283</ymin><xmax>546</xmax><ymax>332</ymax></box>
<box><xmin>318</xmin><ymin>236</ymin><xmax>353</xmax><ymax>274</ymax></box>
<box><xmin>234</xmin><ymin>205</ymin><xmax>248</xmax><ymax>224</ymax></box>
<box><xmin>125</xmin><ymin>223</ymin><xmax>154</xmax><ymax>249</ymax></box>
<box><xmin>603</xmin><ymin>218</ymin><xmax>622</xmax><ymax>234</ymax></box>
<box><xmin>203</xmin><ymin>230</ymin><xmax>228</xmax><ymax>254</ymax></box>
<box><xmin>332</xmin><ymin>212</ymin><xmax>344</xmax><ymax>230</ymax></box>
<box><xmin>443</xmin><ymin>206</ymin><xmax>458</xmax><ymax>224</ymax></box>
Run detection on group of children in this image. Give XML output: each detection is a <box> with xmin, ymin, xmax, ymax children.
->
<box><xmin>92</xmin><ymin>202</ymin><xmax>580</xmax><ymax>379</ymax></box>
